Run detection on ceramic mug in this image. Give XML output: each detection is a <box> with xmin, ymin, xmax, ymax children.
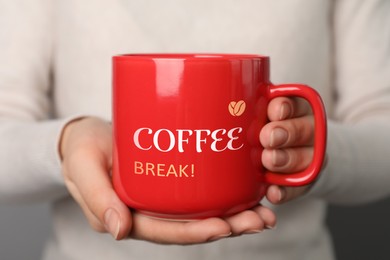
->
<box><xmin>112</xmin><ymin>54</ymin><xmax>327</xmax><ymax>219</ymax></box>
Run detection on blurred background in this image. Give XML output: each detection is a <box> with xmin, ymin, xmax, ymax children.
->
<box><xmin>1</xmin><ymin>200</ymin><xmax>390</xmax><ymax>260</ymax></box>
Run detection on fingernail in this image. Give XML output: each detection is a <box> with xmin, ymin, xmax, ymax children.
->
<box><xmin>272</xmin><ymin>149</ymin><xmax>289</xmax><ymax>167</ymax></box>
<box><xmin>265</xmin><ymin>225</ymin><xmax>277</xmax><ymax>230</ymax></box>
<box><xmin>280</xmin><ymin>102</ymin><xmax>292</xmax><ymax>120</ymax></box>
<box><xmin>243</xmin><ymin>229</ymin><xmax>263</xmax><ymax>235</ymax></box>
<box><xmin>104</xmin><ymin>208</ymin><xmax>121</xmax><ymax>239</ymax></box>
<box><xmin>270</xmin><ymin>128</ymin><xmax>288</xmax><ymax>147</ymax></box>
<box><xmin>208</xmin><ymin>232</ymin><xmax>232</xmax><ymax>242</ymax></box>
<box><xmin>278</xmin><ymin>187</ymin><xmax>287</xmax><ymax>202</ymax></box>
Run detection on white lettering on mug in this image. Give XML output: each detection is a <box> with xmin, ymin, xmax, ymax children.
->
<box><xmin>133</xmin><ymin>128</ymin><xmax>153</xmax><ymax>150</ymax></box>
<box><xmin>227</xmin><ymin>127</ymin><xmax>244</xmax><ymax>150</ymax></box>
<box><xmin>177</xmin><ymin>129</ymin><xmax>193</xmax><ymax>152</ymax></box>
<box><xmin>194</xmin><ymin>129</ymin><xmax>211</xmax><ymax>152</ymax></box>
<box><xmin>153</xmin><ymin>129</ymin><xmax>175</xmax><ymax>152</ymax></box>
<box><xmin>133</xmin><ymin>127</ymin><xmax>244</xmax><ymax>153</ymax></box>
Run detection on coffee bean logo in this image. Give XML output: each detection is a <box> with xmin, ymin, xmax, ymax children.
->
<box><xmin>228</xmin><ymin>100</ymin><xmax>246</xmax><ymax>116</ymax></box>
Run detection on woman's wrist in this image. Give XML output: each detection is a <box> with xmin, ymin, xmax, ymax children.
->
<box><xmin>58</xmin><ymin>117</ymin><xmax>87</xmax><ymax>161</ymax></box>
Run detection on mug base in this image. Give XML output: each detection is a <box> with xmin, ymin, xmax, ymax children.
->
<box><xmin>136</xmin><ymin>210</ymin><xmax>197</xmax><ymax>222</ymax></box>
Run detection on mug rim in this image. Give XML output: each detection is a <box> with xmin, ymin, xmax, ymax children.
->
<box><xmin>113</xmin><ymin>53</ymin><xmax>268</xmax><ymax>61</ymax></box>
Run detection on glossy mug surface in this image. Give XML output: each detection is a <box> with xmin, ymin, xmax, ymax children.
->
<box><xmin>112</xmin><ymin>54</ymin><xmax>327</xmax><ymax>219</ymax></box>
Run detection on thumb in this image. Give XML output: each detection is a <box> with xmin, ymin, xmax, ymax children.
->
<box><xmin>100</xmin><ymin>188</ymin><xmax>133</xmax><ymax>240</ymax></box>
<box><xmin>61</xmin><ymin>118</ymin><xmax>132</xmax><ymax>240</ymax></box>
<box><xmin>70</xmin><ymin>155</ymin><xmax>132</xmax><ymax>240</ymax></box>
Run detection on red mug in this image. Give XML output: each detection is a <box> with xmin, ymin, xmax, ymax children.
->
<box><xmin>112</xmin><ymin>54</ymin><xmax>327</xmax><ymax>219</ymax></box>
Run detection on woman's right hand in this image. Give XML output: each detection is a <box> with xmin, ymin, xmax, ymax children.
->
<box><xmin>59</xmin><ymin>117</ymin><xmax>276</xmax><ymax>244</ymax></box>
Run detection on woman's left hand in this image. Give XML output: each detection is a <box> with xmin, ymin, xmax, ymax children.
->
<box><xmin>260</xmin><ymin>97</ymin><xmax>317</xmax><ymax>204</ymax></box>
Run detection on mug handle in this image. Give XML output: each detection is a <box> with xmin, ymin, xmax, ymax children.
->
<box><xmin>264</xmin><ymin>84</ymin><xmax>327</xmax><ymax>186</ymax></box>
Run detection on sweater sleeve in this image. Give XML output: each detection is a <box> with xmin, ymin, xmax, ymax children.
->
<box><xmin>0</xmin><ymin>0</ymin><xmax>70</xmax><ymax>203</ymax></box>
<box><xmin>309</xmin><ymin>0</ymin><xmax>390</xmax><ymax>205</ymax></box>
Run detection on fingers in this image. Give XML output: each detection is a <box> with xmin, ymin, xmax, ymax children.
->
<box><xmin>130</xmin><ymin>204</ymin><xmax>277</xmax><ymax>244</ymax></box>
<box><xmin>260</xmin><ymin>96</ymin><xmax>314</xmax><ymax>173</ymax></box>
<box><xmin>262</xmin><ymin>97</ymin><xmax>313</xmax><ymax>149</ymax></box>
<box><xmin>254</xmin><ymin>205</ymin><xmax>277</xmax><ymax>229</ymax></box>
<box><xmin>224</xmin><ymin>210</ymin><xmax>264</xmax><ymax>235</ymax></box>
<box><xmin>260</xmin><ymin>115</ymin><xmax>314</xmax><ymax>173</ymax></box>
<box><xmin>130</xmin><ymin>214</ymin><xmax>231</xmax><ymax>244</ymax></box>
<box><xmin>260</xmin><ymin>97</ymin><xmax>316</xmax><ymax>205</ymax></box>
<box><xmin>260</xmin><ymin>115</ymin><xmax>314</xmax><ymax>149</ymax></box>
<box><xmin>266</xmin><ymin>185</ymin><xmax>311</xmax><ymax>205</ymax></box>
<box><xmin>262</xmin><ymin>147</ymin><xmax>313</xmax><ymax>173</ymax></box>
<box><xmin>268</xmin><ymin>97</ymin><xmax>311</xmax><ymax>121</ymax></box>
<box><xmin>224</xmin><ymin>205</ymin><xmax>277</xmax><ymax>235</ymax></box>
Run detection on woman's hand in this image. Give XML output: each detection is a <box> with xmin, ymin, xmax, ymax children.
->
<box><xmin>260</xmin><ymin>97</ymin><xmax>318</xmax><ymax>204</ymax></box>
<box><xmin>60</xmin><ymin>117</ymin><xmax>276</xmax><ymax>243</ymax></box>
